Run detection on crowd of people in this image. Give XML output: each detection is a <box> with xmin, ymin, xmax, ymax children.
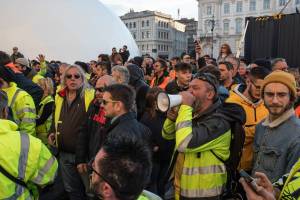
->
<box><xmin>1</xmin><ymin>43</ymin><xmax>300</xmax><ymax>200</ymax></box>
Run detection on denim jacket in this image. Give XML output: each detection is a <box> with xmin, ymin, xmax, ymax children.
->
<box><xmin>253</xmin><ymin>109</ymin><xmax>300</xmax><ymax>182</ymax></box>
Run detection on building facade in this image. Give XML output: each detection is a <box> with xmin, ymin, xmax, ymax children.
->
<box><xmin>121</xmin><ymin>10</ymin><xmax>188</xmax><ymax>59</ymax></box>
<box><xmin>176</xmin><ymin>18</ymin><xmax>198</xmax><ymax>55</ymax></box>
<box><xmin>197</xmin><ymin>0</ymin><xmax>300</xmax><ymax>58</ymax></box>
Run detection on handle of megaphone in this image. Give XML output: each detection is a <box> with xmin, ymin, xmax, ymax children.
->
<box><xmin>167</xmin><ymin>106</ymin><xmax>180</xmax><ymax>121</ymax></box>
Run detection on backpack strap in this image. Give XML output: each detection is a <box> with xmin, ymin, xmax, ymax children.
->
<box><xmin>0</xmin><ymin>164</ymin><xmax>28</xmax><ymax>189</ymax></box>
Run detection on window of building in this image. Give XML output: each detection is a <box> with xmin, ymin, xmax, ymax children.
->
<box><xmin>147</xmin><ymin>44</ymin><xmax>149</xmax><ymax>50</ymax></box>
<box><xmin>126</xmin><ymin>23</ymin><xmax>128</xmax><ymax>27</ymax></box>
<box><xmin>158</xmin><ymin>45</ymin><xmax>160</xmax><ymax>51</ymax></box>
<box><xmin>133</xmin><ymin>32</ymin><xmax>136</xmax><ymax>39</ymax></box>
<box><xmin>146</xmin><ymin>20</ymin><xmax>149</xmax><ymax>26</ymax></box>
<box><xmin>279</xmin><ymin>0</ymin><xmax>286</xmax><ymax>6</ymax></box>
<box><xmin>224</xmin><ymin>3</ymin><xmax>230</xmax><ymax>14</ymax></box>
<box><xmin>263</xmin><ymin>0</ymin><xmax>270</xmax><ymax>9</ymax></box>
<box><xmin>158</xmin><ymin>31</ymin><xmax>160</xmax><ymax>38</ymax></box>
<box><xmin>166</xmin><ymin>23</ymin><xmax>169</xmax><ymax>28</ymax></box>
<box><xmin>142</xmin><ymin>21</ymin><xmax>145</xmax><ymax>27</ymax></box>
<box><xmin>142</xmin><ymin>32</ymin><xmax>144</xmax><ymax>39</ymax></box>
<box><xmin>158</xmin><ymin>21</ymin><xmax>160</xmax><ymax>27</ymax></box>
<box><xmin>235</xmin><ymin>18</ymin><xmax>243</xmax><ymax>34</ymax></box>
<box><xmin>207</xmin><ymin>5</ymin><xmax>212</xmax><ymax>15</ymax></box>
<box><xmin>250</xmin><ymin>0</ymin><xmax>256</xmax><ymax>11</ymax></box>
<box><xmin>236</xmin><ymin>1</ymin><xmax>242</xmax><ymax>12</ymax></box>
<box><xmin>166</xmin><ymin>32</ymin><xmax>169</xmax><ymax>39</ymax></box>
<box><xmin>133</xmin><ymin>22</ymin><xmax>136</xmax><ymax>28</ymax></box>
<box><xmin>223</xmin><ymin>20</ymin><xmax>230</xmax><ymax>33</ymax></box>
<box><xmin>164</xmin><ymin>32</ymin><xmax>166</xmax><ymax>39</ymax></box>
<box><xmin>142</xmin><ymin>45</ymin><xmax>144</xmax><ymax>51</ymax></box>
<box><xmin>147</xmin><ymin>31</ymin><xmax>150</xmax><ymax>38</ymax></box>
<box><xmin>129</xmin><ymin>22</ymin><xmax>132</xmax><ymax>28</ymax></box>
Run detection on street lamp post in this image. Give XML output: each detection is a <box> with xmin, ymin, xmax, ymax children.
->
<box><xmin>210</xmin><ymin>15</ymin><xmax>215</xmax><ymax>58</ymax></box>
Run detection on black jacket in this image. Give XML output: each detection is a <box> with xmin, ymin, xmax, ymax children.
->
<box><xmin>165</xmin><ymin>80</ymin><xmax>188</xmax><ymax>94</ymax></box>
<box><xmin>76</xmin><ymin>101</ymin><xmax>109</xmax><ymax>164</ymax></box>
<box><xmin>140</xmin><ymin>111</ymin><xmax>174</xmax><ymax>163</ymax></box>
<box><xmin>107</xmin><ymin>112</ymin><xmax>152</xmax><ymax>145</ymax></box>
<box><xmin>187</xmin><ymin>100</ymin><xmax>246</xmax><ymax>149</ymax></box>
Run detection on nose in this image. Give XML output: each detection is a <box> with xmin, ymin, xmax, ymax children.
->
<box><xmin>272</xmin><ymin>95</ymin><xmax>279</xmax><ymax>104</ymax></box>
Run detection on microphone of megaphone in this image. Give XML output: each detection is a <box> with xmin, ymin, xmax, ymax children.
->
<box><xmin>157</xmin><ymin>92</ymin><xmax>182</xmax><ymax>112</ymax></box>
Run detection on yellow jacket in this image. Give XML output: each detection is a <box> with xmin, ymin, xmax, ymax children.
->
<box><xmin>226</xmin><ymin>85</ymin><xmax>268</xmax><ymax>170</ymax></box>
<box><xmin>2</xmin><ymin>82</ymin><xmax>36</xmax><ymax>136</ymax></box>
<box><xmin>0</xmin><ymin>119</ymin><xmax>58</xmax><ymax>199</ymax></box>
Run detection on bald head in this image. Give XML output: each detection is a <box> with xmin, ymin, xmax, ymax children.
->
<box><xmin>95</xmin><ymin>75</ymin><xmax>115</xmax><ymax>103</ymax></box>
<box><xmin>96</xmin><ymin>75</ymin><xmax>115</xmax><ymax>88</ymax></box>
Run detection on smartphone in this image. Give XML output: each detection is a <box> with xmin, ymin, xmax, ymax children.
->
<box><xmin>239</xmin><ymin>170</ymin><xmax>258</xmax><ymax>191</ymax></box>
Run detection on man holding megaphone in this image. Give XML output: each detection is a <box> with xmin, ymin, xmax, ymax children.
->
<box><xmin>161</xmin><ymin>72</ymin><xmax>245</xmax><ymax>200</ymax></box>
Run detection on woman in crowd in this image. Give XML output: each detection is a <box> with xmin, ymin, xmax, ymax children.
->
<box><xmin>36</xmin><ymin>77</ymin><xmax>55</xmax><ymax>144</ymax></box>
<box><xmin>217</xmin><ymin>43</ymin><xmax>234</xmax><ymax>62</ymax></box>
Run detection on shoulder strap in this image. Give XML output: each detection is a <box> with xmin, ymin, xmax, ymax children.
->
<box><xmin>10</xmin><ymin>88</ymin><xmax>22</xmax><ymax>107</ymax></box>
<box><xmin>0</xmin><ymin>164</ymin><xmax>28</xmax><ymax>189</ymax></box>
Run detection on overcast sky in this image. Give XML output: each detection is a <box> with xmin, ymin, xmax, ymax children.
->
<box><xmin>101</xmin><ymin>0</ymin><xmax>198</xmax><ymax>19</ymax></box>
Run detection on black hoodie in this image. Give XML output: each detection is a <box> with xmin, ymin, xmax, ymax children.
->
<box><xmin>127</xmin><ymin>64</ymin><xmax>150</xmax><ymax>120</ymax></box>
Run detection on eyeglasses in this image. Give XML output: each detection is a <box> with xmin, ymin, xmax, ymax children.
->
<box><xmin>264</xmin><ymin>92</ymin><xmax>290</xmax><ymax>99</ymax></box>
<box><xmin>88</xmin><ymin>158</ymin><xmax>130</xmax><ymax>196</ymax></box>
<box><xmin>101</xmin><ymin>99</ymin><xmax>119</xmax><ymax>105</ymax></box>
<box><xmin>66</xmin><ymin>74</ymin><xmax>81</xmax><ymax>79</ymax></box>
<box><xmin>88</xmin><ymin>159</ymin><xmax>118</xmax><ymax>192</ymax></box>
<box><xmin>95</xmin><ymin>87</ymin><xmax>105</xmax><ymax>93</ymax></box>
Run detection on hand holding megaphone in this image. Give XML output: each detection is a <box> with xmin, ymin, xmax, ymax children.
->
<box><xmin>157</xmin><ymin>91</ymin><xmax>195</xmax><ymax>113</ymax></box>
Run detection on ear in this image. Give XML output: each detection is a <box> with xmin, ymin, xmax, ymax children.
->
<box><xmin>207</xmin><ymin>90</ymin><xmax>215</xmax><ymax>100</ymax></box>
<box><xmin>101</xmin><ymin>182</ymin><xmax>115</xmax><ymax>199</ymax></box>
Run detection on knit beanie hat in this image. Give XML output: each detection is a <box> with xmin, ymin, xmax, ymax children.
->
<box><xmin>261</xmin><ymin>70</ymin><xmax>297</xmax><ymax>100</ymax></box>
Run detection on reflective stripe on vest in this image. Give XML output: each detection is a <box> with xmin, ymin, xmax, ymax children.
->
<box><xmin>10</xmin><ymin>89</ymin><xmax>21</xmax><ymax>107</ymax></box>
<box><xmin>182</xmin><ymin>165</ymin><xmax>226</xmax><ymax>176</ymax></box>
<box><xmin>181</xmin><ymin>185</ymin><xmax>223</xmax><ymax>199</ymax></box>
<box><xmin>6</xmin><ymin>133</ymin><xmax>30</xmax><ymax>199</ymax></box>
<box><xmin>176</xmin><ymin>120</ymin><xmax>192</xmax><ymax>131</ymax></box>
<box><xmin>32</xmin><ymin>156</ymin><xmax>56</xmax><ymax>184</ymax></box>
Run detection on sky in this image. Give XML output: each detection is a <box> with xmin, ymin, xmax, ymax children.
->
<box><xmin>101</xmin><ymin>0</ymin><xmax>198</xmax><ymax>20</ymax></box>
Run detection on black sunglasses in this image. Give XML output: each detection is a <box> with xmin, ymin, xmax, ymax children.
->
<box><xmin>95</xmin><ymin>87</ymin><xmax>105</xmax><ymax>93</ymax></box>
<box><xmin>66</xmin><ymin>74</ymin><xmax>81</xmax><ymax>79</ymax></box>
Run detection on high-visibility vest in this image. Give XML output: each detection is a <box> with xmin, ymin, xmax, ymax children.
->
<box><xmin>32</xmin><ymin>74</ymin><xmax>44</xmax><ymax>84</ymax></box>
<box><xmin>54</xmin><ymin>88</ymin><xmax>94</xmax><ymax>133</ymax></box>
<box><xmin>36</xmin><ymin>95</ymin><xmax>54</xmax><ymax>144</ymax></box>
<box><xmin>150</xmin><ymin>76</ymin><xmax>170</xmax><ymax>90</ymax></box>
<box><xmin>0</xmin><ymin>119</ymin><xmax>58</xmax><ymax>199</ymax></box>
<box><xmin>2</xmin><ymin>82</ymin><xmax>36</xmax><ymax>136</ymax></box>
<box><xmin>162</xmin><ymin>105</ymin><xmax>231</xmax><ymax>199</ymax></box>
<box><xmin>278</xmin><ymin>159</ymin><xmax>300</xmax><ymax>200</ymax></box>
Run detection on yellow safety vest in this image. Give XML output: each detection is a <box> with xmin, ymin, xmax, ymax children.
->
<box><xmin>36</xmin><ymin>95</ymin><xmax>54</xmax><ymax>144</ymax></box>
<box><xmin>162</xmin><ymin>105</ymin><xmax>231</xmax><ymax>199</ymax></box>
<box><xmin>32</xmin><ymin>74</ymin><xmax>44</xmax><ymax>84</ymax></box>
<box><xmin>1</xmin><ymin>82</ymin><xmax>36</xmax><ymax>136</ymax></box>
<box><xmin>279</xmin><ymin>159</ymin><xmax>300</xmax><ymax>200</ymax></box>
<box><xmin>0</xmin><ymin>119</ymin><xmax>58</xmax><ymax>199</ymax></box>
<box><xmin>54</xmin><ymin>88</ymin><xmax>94</xmax><ymax>142</ymax></box>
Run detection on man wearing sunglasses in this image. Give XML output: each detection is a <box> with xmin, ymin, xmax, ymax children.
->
<box><xmin>48</xmin><ymin>64</ymin><xmax>95</xmax><ymax>199</ymax></box>
<box><xmin>101</xmin><ymin>84</ymin><xmax>151</xmax><ymax>144</ymax></box>
<box><xmin>76</xmin><ymin>75</ymin><xmax>114</xmax><ymax>197</ymax></box>
<box><xmin>162</xmin><ymin>72</ymin><xmax>245</xmax><ymax>199</ymax></box>
<box><xmin>90</xmin><ymin>132</ymin><xmax>158</xmax><ymax>200</ymax></box>
<box><xmin>226</xmin><ymin>67</ymin><xmax>270</xmax><ymax>173</ymax></box>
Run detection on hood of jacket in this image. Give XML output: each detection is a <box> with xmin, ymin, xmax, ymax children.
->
<box><xmin>127</xmin><ymin>64</ymin><xmax>145</xmax><ymax>87</ymax></box>
<box><xmin>0</xmin><ymin>119</ymin><xmax>18</xmax><ymax>134</ymax></box>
